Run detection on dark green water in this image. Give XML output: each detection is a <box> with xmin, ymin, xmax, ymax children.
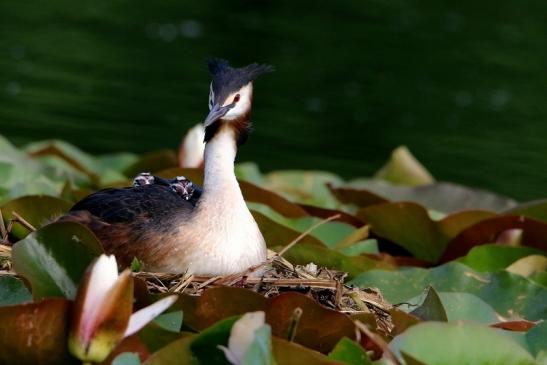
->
<box><xmin>1</xmin><ymin>1</ymin><xmax>546</xmax><ymax>200</ymax></box>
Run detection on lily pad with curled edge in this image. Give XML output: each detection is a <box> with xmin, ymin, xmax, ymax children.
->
<box><xmin>357</xmin><ymin>202</ymin><xmax>494</xmax><ymax>262</ymax></box>
<box><xmin>1</xmin><ymin>195</ymin><xmax>72</xmax><ymax>239</ymax></box>
<box><xmin>12</xmin><ymin>221</ymin><xmax>103</xmax><ymax>300</ymax></box>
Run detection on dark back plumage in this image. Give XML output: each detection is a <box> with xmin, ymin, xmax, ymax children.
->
<box><xmin>208</xmin><ymin>58</ymin><xmax>274</xmax><ymax>106</ymax></box>
<box><xmin>69</xmin><ymin>185</ymin><xmax>196</xmax><ymax>225</ymax></box>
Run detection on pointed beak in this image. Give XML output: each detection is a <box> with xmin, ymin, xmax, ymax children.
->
<box><xmin>203</xmin><ymin>103</ymin><xmax>234</xmax><ymax>127</ymax></box>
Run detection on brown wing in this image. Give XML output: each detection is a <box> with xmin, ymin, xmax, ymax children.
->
<box><xmin>61</xmin><ymin>184</ymin><xmax>195</xmax><ymax>268</ymax></box>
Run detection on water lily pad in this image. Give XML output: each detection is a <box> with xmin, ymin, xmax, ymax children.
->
<box><xmin>441</xmin><ymin>215</ymin><xmax>547</xmax><ymax>262</ymax></box>
<box><xmin>328</xmin><ymin>337</ymin><xmax>372</xmax><ymax>365</ymax></box>
<box><xmin>332</xmin><ymin>180</ymin><xmax>515</xmax><ymax>212</ymax></box>
<box><xmin>142</xmin><ymin>334</ymin><xmax>197</xmax><ymax>365</ymax></box>
<box><xmin>0</xmin><ymin>298</ymin><xmax>73</xmax><ymax>365</ymax></box>
<box><xmin>373</xmin><ymin>146</ymin><xmax>434</xmax><ymax>186</ymax></box>
<box><xmin>350</xmin><ymin>261</ymin><xmax>547</xmax><ymax>321</ymax></box>
<box><xmin>177</xmin><ymin>288</ymin><xmax>356</xmax><ymax>354</ymax></box>
<box><xmin>1</xmin><ymin>195</ymin><xmax>72</xmax><ymax>239</ymax></box>
<box><xmin>0</xmin><ymin>275</ymin><xmax>32</xmax><ymax>306</ymax></box>
<box><xmin>506</xmin><ymin>199</ymin><xmax>547</xmax><ymax>222</ymax></box>
<box><xmin>402</xmin><ymin>291</ymin><xmax>502</xmax><ymax>324</ymax></box>
<box><xmin>506</xmin><ymin>255</ymin><xmax>547</xmax><ymax>278</ymax></box>
<box><xmin>388</xmin><ymin>321</ymin><xmax>536</xmax><ymax>365</ymax></box>
<box><xmin>408</xmin><ymin>286</ymin><xmax>447</xmax><ymax>322</ymax></box>
<box><xmin>458</xmin><ymin>245</ymin><xmax>545</xmax><ymax>272</ymax></box>
<box><xmin>12</xmin><ymin>221</ymin><xmax>103</xmax><ymax>300</ymax></box>
<box><xmin>265</xmin><ymin>292</ymin><xmax>356</xmax><ymax>353</ymax></box>
<box><xmin>526</xmin><ymin>321</ymin><xmax>547</xmax><ymax>357</ymax></box>
<box><xmin>112</xmin><ymin>352</ymin><xmax>142</xmax><ymax>365</ymax></box>
<box><xmin>25</xmin><ymin>139</ymin><xmax>101</xmax><ymax>181</ymax></box>
<box><xmin>263</xmin><ymin>170</ymin><xmax>342</xmax><ymax>208</ymax></box>
<box><xmin>357</xmin><ymin>202</ymin><xmax>494</xmax><ymax>262</ymax></box>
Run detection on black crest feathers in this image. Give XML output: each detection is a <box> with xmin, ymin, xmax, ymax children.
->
<box><xmin>207</xmin><ymin>58</ymin><xmax>274</xmax><ymax>105</ymax></box>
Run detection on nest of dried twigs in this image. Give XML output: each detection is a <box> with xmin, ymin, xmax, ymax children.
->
<box><xmin>135</xmin><ymin>251</ymin><xmax>394</xmax><ymax>333</ymax></box>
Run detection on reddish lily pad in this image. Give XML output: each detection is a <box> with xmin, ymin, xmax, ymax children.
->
<box><xmin>265</xmin><ymin>292</ymin><xmax>356</xmax><ymax>353</ymax></box>
<box><xmin>176</xmin><ymin>287</ymin><xmax>356</xmax><ymax>354</ymax></box>
<box><xmin>0</xmin><ymin>298</ymin><xmax>73</xmax><ymax>365</ymax></box>
<box><xmin>441</xmin><ymin>215</ymin><xmax>547</xmax><ymax>262</ymax></box>
<box><xmin>357</xmin><ymin>202</ymin><xmax>494</xmax><ymax>262</ymax></box>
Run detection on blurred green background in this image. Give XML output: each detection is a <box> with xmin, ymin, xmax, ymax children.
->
<box><xmin>1</xmin><ymin>0</ymin><xmax>546</xmax><ymax>200</ymax></box>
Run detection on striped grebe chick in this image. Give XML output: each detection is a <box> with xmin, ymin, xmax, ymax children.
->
<box><xmin>62</xmin><ymin>59</ymin><xmax>273</xmax><ymax>275</ymax></box>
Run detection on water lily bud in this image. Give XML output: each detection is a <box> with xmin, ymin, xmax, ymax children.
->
<box><xmin>68</xmin><ymin>255</ymin><xmax>178</xmax><ymax>363</ymax></box>
<box><xmin>69</xmin><ymin>255</ymin><xmax>133</xmax><ymax>363</ymax></box>
<box><xmin>219</xmin><ymin>311</ymin><xmax>266</xmax><ymax>365</ymax></box>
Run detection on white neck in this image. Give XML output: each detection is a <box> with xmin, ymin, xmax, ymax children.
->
<box><xmin>175</xmin><ymin>124</ymin><xmax>266</xmax><ymax>276</ymax></box>
<box><xmin>203</xmin><ymin>127</ymin><xmax>240</xmax><ymax>196</ymax></box>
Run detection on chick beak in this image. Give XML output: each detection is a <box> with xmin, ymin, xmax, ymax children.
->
<box><xmin>203</xmin><ymin>103</ymin><xmax>235</xmax><ymax>127</ymax></box>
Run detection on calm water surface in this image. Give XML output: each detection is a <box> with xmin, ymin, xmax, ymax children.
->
<box><xmin>0</xmin><ymin>0</ymin><xmax>546</xmax><ymax>200</ymax></box>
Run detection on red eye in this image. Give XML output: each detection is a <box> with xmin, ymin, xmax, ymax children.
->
<box><xmin>233</xmin><ymin>94</ymin><xmax>240</xmax><ymax>103</ymax></box>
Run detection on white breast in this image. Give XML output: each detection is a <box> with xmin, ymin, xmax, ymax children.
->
<box><xmin>161</xmin><ymin>127</ymin><xmax>267</xmax><ymax>275</ymax></box>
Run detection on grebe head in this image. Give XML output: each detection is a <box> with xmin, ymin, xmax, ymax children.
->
<box><xmin>203</xmin><ymin>59</ymin><xmax>273</xmax><ymax>128</ymax></box>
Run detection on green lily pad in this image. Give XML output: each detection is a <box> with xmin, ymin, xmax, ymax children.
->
<box><xmin>506</xmin><ymin>199</ymin><xmax>547</xmax><ymax>223</ymax></box>
<box><xmin>402</xmin><ymin>291</ymin><xmax>502</xmax><ymax>323</ymax></box>
<box><xmin>1</xmin><ymin>195</ymin><xmax>72</xmax><ymax>239</ymax></box>
<box><xmin>350</xmin><ymin>261</ymin><xmax>547</xmax><ymax>321</ymax></box>
<box><xmin>409</xmin><ymin>286</ymin><xmax>447</xmax><ymax>322</ymax></box>
<box><xmin>142</xmin><ymin>334</ymin><xmax>197</xmax><ymax>365</ymax></box>
<box><xmin>25</xmin><ymin>139</ymin><xmax>101</xmax><ymax>181</ymax></box>
<box><xmin>112</xmin><ymin>352</ymin><xmax>142</xmax><ymax>365</ymax></box>
<box><xmin>373</xmin><ymin>146</ymin><xmax>434</xmax><ymax>186</ymax></box>
<box><xmin>241</xmin><ymin>325</ymin><xmax>275</xmax><ymax>365</ymax></box>
<box><xmin>526</xmin><ymin>321</ymin><xmax>547</xmax><ymax>357</ymax></box>
<box><xmin>262</xmin><ymin>170</ymin><xmax>342</xmax><ymax>208</ymax></box>
<box><xmin>153</xmin><ymin>310</ymin><xmax>183</xmax><ymax>333</ymax></box>
<box><xmin>0</xmin><ymin>275</ymin><xmax>32</xmax><ymax>306</ymax></box>
<box><xmin>12</xmin><ymin>221</ymin><xmax>103</xmax><ymax>300</ymax></box>
<box><xmin>388</xmin><ymin>321</ymin><xmax>536</xmax><ymax>365</ymax></box>
<box><xmin>137</xmin><ymin>323</ymin><xmax>186</xmax><ymax>353</ymax></box>
<box><xmin>235</xmin><ymin>162</ymin><xmax>264</xmax><ymax>185</ymax></box>
<box><xmin>338</xmin><ymin>239</ymin><xmax>379</xmax><ymax>256</ymax></box>
<box><xmin>249</xmin><ymin>204</ymin><xmax>357</xmax><ymax>248</ymax></box>
<box><xmin>459</xmin><ymin>244</ymin><xmax>545</xmax><ymax>272</ymax></box>
<box><xmin>191</xmin><ymin>316</ymin><xmax>239</xmax><ymax>364</ymax></box>
<box><xmin>328</xmin><ymin>337</ymin><xmax>372</xmax><ymax>365</ymax></box>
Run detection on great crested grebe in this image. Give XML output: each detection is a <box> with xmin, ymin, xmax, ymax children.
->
<box><xmin>63</xmin><ymin>59</ymin><xmax>273</xmax><ymax>275</ymax></box>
